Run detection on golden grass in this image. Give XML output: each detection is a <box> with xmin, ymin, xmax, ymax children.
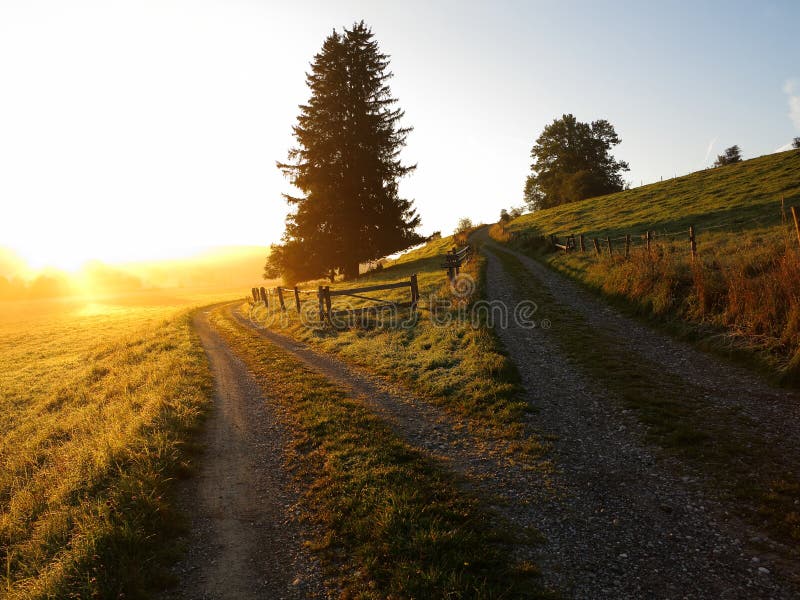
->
<box><xmin>0</xmin><ymin>292</ymin><xmax>233</xmax><ymax>598</ymax></box>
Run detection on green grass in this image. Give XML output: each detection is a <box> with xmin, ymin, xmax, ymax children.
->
<box><xmin>0</xmin><ymin>294</ymin><xmax>229</xmax><ymax>598</ymax></box>
<box><xmin>209</xmin><ymin>305</ymin><xmax>549</xmax><ymax>599</ymax></box>
<box><xmin>492</xmin><ymin>246</ymin><xmax>800</xmax><ymax>548</ymax></box>
<box><xmin>508</xmin><ymin>150</ymin><xmax>799</xmax><ymax>242</ymax></box>
<box><xmin>497</xmin><ymin>149</ymin><xmax>800</xmax><ymax>379</ymax></box>
<box><xmin>250</xmin><ymin>234</ymin><xmax>542</xmax><ymax>457</ymax></box>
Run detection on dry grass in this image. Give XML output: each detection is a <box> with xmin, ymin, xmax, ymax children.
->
<box><xmin>0</xmin><ymin>293</ymin><xmax>232</xmax><ymax>598</ymax></box>
<box><xmin>560</xmin><ymin>234</ymin><xmax>800</xmax><ymax>381</ymax></box>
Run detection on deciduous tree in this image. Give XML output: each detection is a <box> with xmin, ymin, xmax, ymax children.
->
<box><xmin>523</xmin><ymin>114</ymin><xmax>629</xmax><ymax>211</ymax></box>
<box><xmin>713</xmin><ymin>145</ymin><xmax>742</xmax><ymax>167</ymax></box>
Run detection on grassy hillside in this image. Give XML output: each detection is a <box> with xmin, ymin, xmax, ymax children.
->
<box><xmin>507</xmin><ymin>150</ymin><xmax>799</xmax><ymax>242</ymax></box>
<box><xmin>495</xmin><ymin>149</ymin><xmax>800</xmax><ymax>379</ymax></box>
<box><xmin>0</xmin><ymin>293</ymin><xmax>232</xmax><ymax>598</ymax></box>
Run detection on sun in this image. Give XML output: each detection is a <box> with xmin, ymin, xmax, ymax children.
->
<box><xmin>13</xmin><ymin>244</ymin><xmax>93</xmax><ymax>274</ymax></box>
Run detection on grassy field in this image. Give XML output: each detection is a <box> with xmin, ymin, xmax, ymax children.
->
<box><xmin>247</xmin><ymin>234</ymin><xmax>543</xmax><ymax>457</ymax></box>
<box><xmin>209</xmin><ymin>304</ymin><xmax>547</xmax><ymax>598</ymax></box>
<box><xmin>0</xmin><ymin>291</ymin><xmax>233</xmax><ymax>598</ymax></box>
<box><xmin>496</xmin><ymin>149</ymin><xmax>800</xmax><ymax>379</ymax></box>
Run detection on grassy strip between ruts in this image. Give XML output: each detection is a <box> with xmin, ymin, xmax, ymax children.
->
<box><xmin>209</xmin><ymin>305</ymin><xmax>549</xmax><ymax>599</ymax></box>
<box><xmin>491</xmin><ymin>245</ymin><xmax>800</xmax><ymax>549</ymax></box>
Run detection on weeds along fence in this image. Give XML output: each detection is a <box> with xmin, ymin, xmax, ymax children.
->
<box><xmin>250</xmin><ymin>275</ymin><xmax>419</xmax><ymax>323</ymax></box>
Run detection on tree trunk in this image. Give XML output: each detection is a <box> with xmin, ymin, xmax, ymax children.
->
<box><xmin>343</xmin><ymin>261</ymin><xmax>360</xmax><ymax>281</ymax></box>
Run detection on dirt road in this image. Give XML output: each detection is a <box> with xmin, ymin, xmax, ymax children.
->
<box><xmin>162</xmin><ymin>309</ymin><xmax>325</xmax><ymax>600</ymax></box>
<box><xmin>474</xmin><ymin>227</ymin><xmax>800</xmax><ymax>598</ymax></box>
<box><xmin>169</xmin><ymin>243</ymin><xmax>800</xmax><ymax>598</ymax></box>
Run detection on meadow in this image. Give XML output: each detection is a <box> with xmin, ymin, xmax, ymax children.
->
<box><xmin>0</xmin><ymin>290</ymin><xmax>233</xmax><ymax>598</ymax></box>
<box><xmin>496</xmin><ymin>149</ymin><xmax>800</xmax><ymax>380</ymax></box>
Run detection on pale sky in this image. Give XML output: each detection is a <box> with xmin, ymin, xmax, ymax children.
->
<box><xmin>1</xmin><ymin>0</ymin><xmax>798</xmax><ymax>271</ymax></box>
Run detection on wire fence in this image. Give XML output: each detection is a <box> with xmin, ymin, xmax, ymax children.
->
<box><xmin>544</xmin><ymin>199</ymin><xmax>800</xmax><ymax>261</ymax></box>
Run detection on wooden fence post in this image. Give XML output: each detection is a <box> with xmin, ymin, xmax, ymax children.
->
<box><xmin>318</xmin><ymin>286</ymin><xmax>325</xmax><ymax>321</ymax></box>
<box><xmin>625</xmin><ymin>234</ymin><xmax>631</xmax><ymax>258</ymax></box>
<box><xmin>277</xmin><ymin>286</ymin><xmax>286</xmax><ymax>311</ymax></box>
<box><xmin>410</xmin><ymin>274</ymin><xmax>419</xmax><ymax>310</ymax></box>
<box><xmin>579</xmin><ymin>234</ymin><xmax>585</xmax><ymax>253</ymax></box>
<box><xmin>689</xmin><ymin>225</ymin><xmax>697</xmax><ymax>261</ymax></box>
<box><xmin>646</xmin><ymin>230</ymin><xmax>652</xmax><ymax>251</ymax></box>
<box><xmin>260</xmin><ymin>287</ymin><xmax>268</xmax><ymax>307</ymax></box>
<box><xmin>252</xmin><ymin>287</ymin><xmax>258</xmax><ymax>302</ymax></box>
<box><xmin>294</xmin><ymin>286</ymin><xmax>301</xmax><ymax>312</ymax></box>
<box><xmin>606</xmin><ymin>236</ymin><xmax>613</xmax><ymax>255</ymax></box>
<box><xmin>791</xmin><ymin>207</ymin><xmax>800</xmax><ymax>250</ymax></box>
<box><xmin>593</xmin><ymin>237</ymin><xmax>601</xmax><ymax>256</ymax></box>
<box><xmin>324</xmin><ymin>286</ymin><xmax>332</xmax><ymax>321</ymax></box>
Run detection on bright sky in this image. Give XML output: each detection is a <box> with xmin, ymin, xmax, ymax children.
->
<box><xmin>1</xmin><ymin>0</ymin><xmax>798</xmax><ymax>271</ymax></box>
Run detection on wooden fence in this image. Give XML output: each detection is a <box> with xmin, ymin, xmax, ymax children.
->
<box><xmin>250</xmin><ymin>275</ymin><xmax>419</xmax><ymax>323</ymax></box>
<box><xmin>441</xmin><ymin>245</ymin><xmax>472</xmax><ymax>279</ymax></box>
<box><xmin>318</xmin><ymin>275</ymin><xmax>419</xmax><ymax>321</ymax></box>
<box><xmin>550</xmin><ymin>225</ymin><xmax>701</xmax><ymax>261</ymax></box>
<box><xmin>546</xmin><ymin>199</ymin><xmax>800</xmax><ymax>261</ymax></box>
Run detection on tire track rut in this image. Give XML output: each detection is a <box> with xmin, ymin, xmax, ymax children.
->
<box><xmin>162</xmin><ymin>309</ymin><xmax>326</xmax><ymax>600</ymax></box>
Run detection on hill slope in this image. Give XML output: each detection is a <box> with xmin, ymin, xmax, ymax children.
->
<box><xmin>495</xmin><ymin>149</ymin><xmax>800</xmax><ymax>380</ymax></box>
<box><xmin>507</xmin><ymin>149</ymin><xmax>799</xmax><ymax>241</ymax></box>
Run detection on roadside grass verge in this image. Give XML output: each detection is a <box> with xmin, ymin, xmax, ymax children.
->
<box><xmin>248</xmin><ymin>234</ymin><xmax>541</xmax><ymax>456</ymax></box>
<box><xmin>209</xmin><ymin>305</ymin><xmax>548</xmax><ymax>599</ymax></box>
<box><xmin>499</xmin><ymin>149</ymin><xmax>800</xmax><ymax>381</ymax></box>
<box><xmin>0</xmin><ymin>301</ymin><xmax>215</xmax><ymax>599</ymax></box>
<box><xmin>492</xmin><ymin>246</ymin><xmax>800</xmax><ymax>548</ymax></box>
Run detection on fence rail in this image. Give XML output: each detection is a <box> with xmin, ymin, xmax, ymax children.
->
<box><xmin>318</xmin><ymin>275</ymin><xmax>419</xmax><ymax>321</ymax></box>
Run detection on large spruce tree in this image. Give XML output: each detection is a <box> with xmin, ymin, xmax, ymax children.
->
<box><xmin>267</xmin><ymin>22</ymin><xmax>422</xmax><ymax>283</ymax></box>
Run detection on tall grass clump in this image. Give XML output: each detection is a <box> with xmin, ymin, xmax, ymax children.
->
<box><xmin>578</xmin><ymin>236</ymin><xmax>800</xmax><ymax>380</ymax></box>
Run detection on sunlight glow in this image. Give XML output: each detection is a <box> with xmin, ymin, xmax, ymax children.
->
<box><xmin>1</xmin><ymin>1</ymin><xmax>796</xmax><ymax>276</ymax></box>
